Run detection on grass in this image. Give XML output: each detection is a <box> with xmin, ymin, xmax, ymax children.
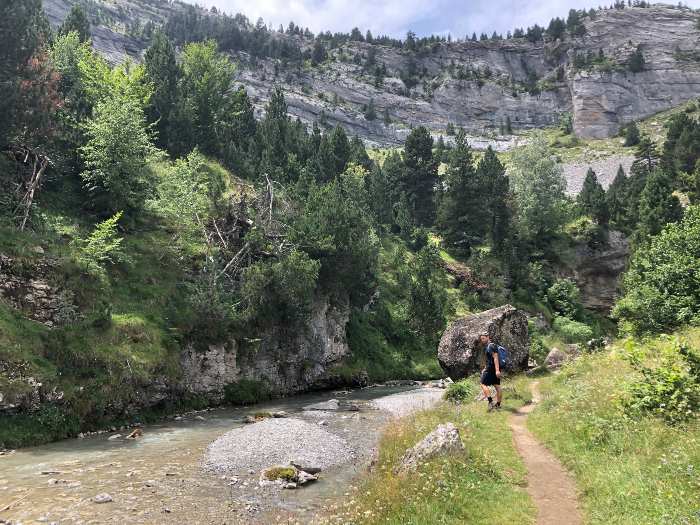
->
<box><xmin>528</xmin><ymin>331</ymin><xmax>700</xmax><ymax>525</ymax></box>
<box><xmin>319</xmin><ymin>375</ymin><xmax>536</xmax><ymax>524</ymax></box>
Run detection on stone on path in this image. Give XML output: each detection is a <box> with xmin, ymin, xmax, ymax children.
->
<box><xmin>544</xmin><ymin>348</ymin><xmax>570</xmax><ymax>370</ymax></box>
<box><xmin>93</xmin><ymin>493</ymin><xmax>113</xmax><ymax>503</ymax></box>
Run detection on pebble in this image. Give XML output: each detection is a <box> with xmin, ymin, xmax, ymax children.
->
<box><xmin>93</xmin><ymin>493</ymin><xmax>113</xmax><ymax>504</ymax></box>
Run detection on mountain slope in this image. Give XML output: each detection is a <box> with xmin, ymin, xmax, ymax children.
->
<box><xmin>45</xmin><ymin>0</ymin><xmax>700</xmax><ymax>145</ymax></box>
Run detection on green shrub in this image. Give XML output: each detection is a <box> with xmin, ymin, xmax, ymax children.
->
<box><xmin>614</xmin><ymin>205</ymin><xmax>700</xmax><ymax>334</ymax></box>
<box><xmin>445</xmin><ymin>379</ymin><xmax>477</xmax><ymax>403</ymax></box>
<box><xmin>553</xmin><ymin>316</ymin><xmax>593</xmax><ymax>343</ymax></box>
<box><xmin>74</xmin><ymin>212</ymin><xmax>128</xmax><ymax>281</ymax></box>
<box><xmin>529</xmin><ymin>336</ymin><xmax>549</xmax><ymax>364</ymax></box>
<box><xmin>565</xmin><ymin>216</ymin><xmax>605</xmax><ymax>247</ymax></box>
<box><xmin>223</xmin><ymin>379</ymin><xmax>271</xmax><ymax>405</ymax></box>
<box><xmin>622</xmin><ymin>339</ymin><xmax>700</xmax><ymax>424</ymax></box>
<box><xmin>547</xmin><ymin>279</ymin><xmax>583</xmax><ymax>320</ymax></box>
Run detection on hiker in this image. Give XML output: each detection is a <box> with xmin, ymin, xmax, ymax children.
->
<box><xmin>479</xmin><ymin>333</ymin><xmax>502</xmax><ymax>411</ymax></box>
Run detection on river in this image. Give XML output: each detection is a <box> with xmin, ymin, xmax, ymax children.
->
<box><xmin>0</xmin><ymin>385</ymin><xmax>436</xmax><ymax>524</ymax></box>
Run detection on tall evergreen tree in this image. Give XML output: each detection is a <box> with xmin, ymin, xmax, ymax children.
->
<box><xmin>59</xmin><ymin>5</ymin><xmax>91</xmax><ymax>43</ymax></box>
<box><xmin>0</xmin><ymin>0</ymin><xmax>50</xmax><ymax>148</ymax></box>
<box><xmin>330</xmin><ymin>125</ymin><xmax>351</xmax><ymax>176</ymax></box>
<box><xmin>624</xmin><ymin>121</ymin><xmax>640</xmax><ymax>147</ymax></box>
<box><xmin>144</xmin><ymin>30</ymin><xmax>180</xmax><ymax>151</ymax></box>
<box><xmin>578</xmin><ymin>168</ymin><xmax>609</xmax><ymax>224</ymax></box>
<box><xmin>607</xmin><ymin>165</ymin><xmax>630</xmax><ymax>230</ymax></box>
<box><xmin>477</xmin><ymin>146</ymin><xmax>510</xmax><ymax>251</ymax></box>
<box><xmin>349</xmin><ymin>135</ymin><xmax>372</xmax><ymax>171</ymax></box>
<box><xmin>401</xmin><ymin>126</ymin><xmax>438</xmax><ymax>226</ymax></box>
<box><xmin>637</xmin><ymin>169</ymin><xmax>683</xmax><ymax>240</ymax></box>
<box><xmin>437</xmin><ymin>131</ymin><xmax>482</xmax><ymax>252</ymax></box>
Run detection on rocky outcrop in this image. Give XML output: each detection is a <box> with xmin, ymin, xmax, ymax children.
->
<box><xmin>180</xmin><ymin>295</ymin><xmax>352</xmax><ymax>400</ymax></box>
<box><xmin>44</xmin><ymin>1</ymin><xmax>700</xmax><ymax>145</ymax></box>
<box><xmin>0</xmin><ymin>254</ymin><xmax>79</xmax><ymax>328</ymax></box>
<box><xmin>396</xmin><ymin>423</ymin><xmax>464</xmax><ymax>473</ymax></box>
<box><xmin>438</xmin><ymin>305</ymin><xmax>529</xmax><ymax>379</ymax></box>
<box><xmin>561</xmin><ymin>230</ymin><xmax>630</xmax><ymax>313</ymax></box>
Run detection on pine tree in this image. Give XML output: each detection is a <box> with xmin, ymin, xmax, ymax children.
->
<box><xmin>624</xmin><ymin>121</ymin><xmax>640</xmax><ymax>146</ymax></box>
<box><xmin>311</xmin><ymin>40</ymin><xmax>327</xmax><ymax>65</ymax></box>
<box><xmin>606</xmin><ymin>165</ymin><xmax>630</xmax><ymax>230</ymax></box>
<box><xmin>628</xmin><ymin>44</ymin><xmax>645</xmax><ymax>73</ymax></box>
<box><xmin>59</xmin><ymin>5</ymin><xmax>91</xmax><ymax>43</ymax></box>
<box><xmin>637</xmin><ymin>169</ymin><xmax>683</xmax><ymax>239</ymax></box>
<box><xmin>437</xmin><ymin>131</ymin><xmax>483</xmax><ymax>251</ymax></box>
<box><xmin>578</xmin><ymin>168</ymin><xmax>609</xmax><ymax>224</ymax></box>
<box><xmin>144</xmin><ymin>30</ymin><xmax>180</xmax><ymax>151</ymax></box>
<box><xmin>401</xmin><ymin>126</ymin><xmax>438</xmax><ymax>226</ymax></box>
<box><xmin>349</xmin><ymin>135</ymin><xmax>372</xmax><ymax>171</ymax></box>
<box><xmin>330</xmin><ymin>125</ymin><xmax>351</xmax><ymax>176</ymax></box>
<box><xmin>363</xmin><ymin>97</ymin><xmax>377</xmax><ymax>121</ymax></box>
<box><xmin>477</xmin><ymin>146</ymin><xmax>510</xmax><ymax>251</ymax></box>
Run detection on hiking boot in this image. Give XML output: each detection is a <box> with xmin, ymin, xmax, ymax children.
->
<box><xmin>495</xmin><ymin>402</ymin><xmax>502</xmax><ymax>410</ymax></box>
<box><xmin>487</xmin><ymin>401</ymin><xmax>495</xmax><ymax>412</ymax></box>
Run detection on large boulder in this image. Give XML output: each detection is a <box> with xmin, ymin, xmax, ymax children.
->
<box><xmin>395</xmin><ymin>423</ymin><xmax>464</xmax><ymax>473</ymax></box>
<box><xmin>438</xmin><ymin>305</ymin><xmax>529</xmax><ymax>379</ymax></box>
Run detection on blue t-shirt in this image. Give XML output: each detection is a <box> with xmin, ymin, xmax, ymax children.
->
<box><xmin>485</xmin><ymin>342</ymin><xmax>498</xmax><ymax>372</ymax></box>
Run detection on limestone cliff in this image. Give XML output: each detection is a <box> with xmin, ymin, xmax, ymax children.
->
<box><xmin>44</xmin><ymin>1</ymin><xmax>700</xmax><ymax>144</ymax></box>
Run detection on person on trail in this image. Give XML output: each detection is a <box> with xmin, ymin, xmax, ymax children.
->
<box><xmin>479</xmin><ymin>333</ymin><xmax>502</xmax><ymax>411</ymax></box>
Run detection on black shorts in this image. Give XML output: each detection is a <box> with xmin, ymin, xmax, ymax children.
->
<box><xmin>481</xmin><ymin>369</ymin><xmax>500</xmax><ymax>386</ymax></box>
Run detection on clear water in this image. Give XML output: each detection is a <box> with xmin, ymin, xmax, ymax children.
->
<box><xmin>0</xmin><ymin>386</ymin><xmax>416</xmax><ymax>524</ymax></box>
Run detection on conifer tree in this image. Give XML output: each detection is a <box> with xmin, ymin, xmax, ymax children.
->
<box><xmin>349</xmin><ymin>135</ymin><xmax>372</xmax><ymax>171</ymax></box>
<box><xmin>437</xmin><ymin>131</ymin><xmax>483</xmax><ymax>251</ymax></box>
<box><xmin>637</xmin><ymin>169</ymin><xmax>683</xmax><ymax>240</ymax></box>
<box><xmin>330</xmin><ymin>125</ymin><xmax>351</xmax><ymax>176</ymax></box>
<box><xmin>401</xmin><ymin>126</ymin><xmax>438</xmax><ymax>226</ymax></box>
<box><xmin>477</xmin><ymin>146</ymin><xmax>510</xmax><ymax>251</ymax></box>
<box><xmin>144</xmin><ymin>30</ymin><xmax>180</xmax><ymax>151</ymax></box>
<box><xmin>624</xmin><ymin>121</ymin><xmax>640</xmax><ymax>147</ymax></box>
<box><xmin>578</xmin><ymin>168</ymin><xmax>609</xmax><ymax>224</ymax></box>
<box><xmin>59</xmin><ymin>5</ymin><xmax>91</xmax><ymax>43</ymax></box>
<box><xmin>607</xmin><ymin>165</ymin><xmax>630</xmax><ymax>230</ymax></box>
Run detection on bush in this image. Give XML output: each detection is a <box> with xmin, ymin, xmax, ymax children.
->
<box><xmin>547</xmin><ymin>278</ymin><xmax>583</xmax><ymax>320</ymax></box>
<box><xmin>622</xmin><ymin>339</ymin><xmax>700</xmax><ymax>424</ymax></box>
<box><xmin>223</xmin><ymin>379</ymin><xmax>271</xmax><ymax>405</ymax></box>
<box><xmin>565</xmin><ymin>216</ymin><xmax>605</xmax><ymax>247</ymax></box>
<box><xmin>613</xmin><ymin>205</ymin><xmax>700</xmax><ymax>334</ymax></box>
<box><xmin>445</xmin><ymin>379</ymin><xmax>477</xmax><ymax>403</ymax></box>
<box><xmin>553</xmin><ymin>316</ymin><xmax>593</xmax><ymax>343</ymax></box>
<box><xmin>74</xmin><ymin>212</ymin><xmax>128</xmax><ymax>281</ymax></box>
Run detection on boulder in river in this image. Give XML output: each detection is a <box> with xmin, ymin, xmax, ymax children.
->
<box><xmin>438</xmin><ymin>305</ymin><xmax>529</xmax><ymax>379</ymax></box>
<box><xmin>395</xmin><ymin>423</ymin><xmax>464</xmax><ymax>473</ymax></box>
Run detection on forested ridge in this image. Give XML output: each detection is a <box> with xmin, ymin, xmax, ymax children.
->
<box><xmin>1</xmin><ymin>0</ymin><xmax>700</xmax><ymax>451</ymax></box>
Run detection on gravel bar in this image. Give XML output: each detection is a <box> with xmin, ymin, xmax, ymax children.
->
<box><xmin>203</xmin><ymin>418</ymin><xmax>354</xmax><ymax>475</ymax></box>
<box><xmin>372</xmin><ymin>388</ymin><xmax>444</xmax><ymax>417</ymax></box>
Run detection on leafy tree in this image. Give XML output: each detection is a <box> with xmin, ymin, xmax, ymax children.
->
<box><xmin>624</xmin><ymin>121</ymin><xmax>640</xmax><ymax>147</ymax></box>
<box><xmin>547</xmin><ymin>278</ymin><xmax>583</xmax><ymax>320</ymax></box>
<box><xmin>508</xmin><ymin>134</ymin><xmax>567</xmax><ymax>244</ymax></box>
<box><xmin>614</xmin><ymin>205</ymin><xmax>700</xmax><ymax>333</ymax></box>
<box><xmin>437</xmin><ymin>131</ymin><xmax>483</xmax><ymax>252</ymax></box>
<box><xmin>144</xmin><ymin>30</ymin><xmax>180</xmax><ymax>151</ymax></box>
<box><xmin>607</xmin><ymin>165</ymin><xmax>630</xmax><ymax>230</ymax></box>
<box><xmin>578</xmin><ymin>168</ymin><xmax>609</xmax><ymax>224</ymax></box>
<box><xmin>636</xmin><ymin>168</ymin><xmax>682</xmax><ymax>240</ymax></box>
<box><xmin>59</xmin><ymin>5</ymin><xmax>91</xmax><ymax>43</ymax></box>
<box><xmin>401</xmin><ymin>126</ymin><xmax>438</xmax><ymax>226</ymax></box>
<box><xmin>177</xmin><ymin>40</ymin><xmax>236</xmax><ymax>156</ymax></box>
<box><xmin>79</xmin><ymin>95</ymin><xmax>157</xmax><ymax>218</ymax></box>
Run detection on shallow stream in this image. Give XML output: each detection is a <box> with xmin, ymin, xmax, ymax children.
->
<box><xmin>0</xmin><ymin>385</ymin><xmax>423</xmax><ymax>524</ymax></box>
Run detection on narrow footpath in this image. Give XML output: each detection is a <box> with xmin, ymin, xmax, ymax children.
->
<box><xmin>510</xmin><ymin>381</ymin><xmax>583</xmax><ymax>525</ymax></box>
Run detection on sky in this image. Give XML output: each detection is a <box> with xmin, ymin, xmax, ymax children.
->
<box><xmin>187</xmin><ymin>0</ymin><xmax>700</xmax><ymax>39</ymax></box>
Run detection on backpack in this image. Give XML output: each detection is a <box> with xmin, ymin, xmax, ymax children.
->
<box><xmin>486</xmin><ymin>343</ymin><xmax>510</xmax><ymax>369</ymax></box>
<box><xmin>496</xmin><ymin>345</ymin><xmax>510</xmax><ymax>369</ymax></box>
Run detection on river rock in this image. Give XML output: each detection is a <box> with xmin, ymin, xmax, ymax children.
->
<box><xmin>93</xmin><ymin>493</ymin><xmax>113</xmax><ymax>503</ymax></box>
<box><xmin>303</xmin><ymin>399</ymin><xmax>340</xmax><ymax>411</ymax></box>
<box><xmin>438</xmin><ymin>305</ymin><xmax>529</xmax><ymax>379</ymax></box>
<box><xmin>290</xmin><ymin>461</ymin><xmax>322</xmax><ymax>475</ymax></box>
<box><xmin>296</xmin><ymin>470</ymin><xmax>318</xmax><ymax>486</ymax></box>
<box><xmin>395</xmin><ymin>423</ymin><xmax>464</xmax><ymax>473</ymax></box>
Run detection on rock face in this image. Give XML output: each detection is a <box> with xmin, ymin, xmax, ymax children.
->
<box><xmin>561</xmin><ymin>230</ymin><xmax>630</xmax><ymax>313</ymax></box>
<box><xmin>0</xmin><ymin>254</ymin><xmax>79</xmax><ymax>328</ymax></box>
<box><xmin>438</xmin><ymin>305</ymin><xmax>529</xmax><ymax>379</ymax></box>
<box><xmin>180</xmin><ymin>295</ymin><xmax>352</xmax><ymax>400</ymax></box>
<box><xmin>43</xmin><ymin>1</ymin><xmax>700</xmax><ymax>144</ymax></box>
<box><xmin>396</xmin><ymin>423</ymin><xmax>464</xmax><ymax>473</ymax></box>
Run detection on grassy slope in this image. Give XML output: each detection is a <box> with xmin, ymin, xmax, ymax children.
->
<box><xmin>528</xmin><ymin>331</ymin><xmax>700</xmax><ymax>525</ymax></box>
<box><xmin>320</xmin><ymin>375</ymin><xmax>536</xmax><ymax>525</ymax></box>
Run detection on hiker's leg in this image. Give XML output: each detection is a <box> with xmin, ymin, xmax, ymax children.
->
<box><xmin>495</xmin><ymin>385</ymin><xmax>502</xmax><ymax>404</ymax></box>
<box><xmin>480</xmin><ymin>383</ymin><xmax>491</xmax><ymax>399</ymax></box>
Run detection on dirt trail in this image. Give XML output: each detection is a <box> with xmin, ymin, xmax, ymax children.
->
<box><xmin>510</xmin><ymin>382</ymin><xmax>583</xmax><ymax>525</ymax></box>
